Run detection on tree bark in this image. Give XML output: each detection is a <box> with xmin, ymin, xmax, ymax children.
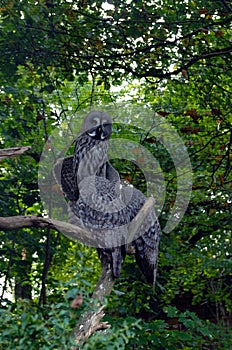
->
<box><xmin>71</xmin><ymin>266</ymin><xmax>114</xmax><ymax>350</ymax></box>
<box><xmin>0</xmin><ymin>146</ymin><xmax>31</xmax><ymax>160</ymax></box>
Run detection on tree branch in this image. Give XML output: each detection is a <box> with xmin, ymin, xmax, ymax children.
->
<box><xmin>71</xmin><ymin>266</ymin><xmax>114</xmax><ymax>350</ymax></box>
<box><xmin>0</xmin><ymin>197</ymin><xmax>155</xmax><ymax>245</ymax></box>
<box><xmin>0</xmin><ymin>197</ymin><xmax>156</xmax><ymax>347</ymax></box>
<box><xmin>0</xmin><ymin>146</ymin><xmax>31</xmax><ymax>160</ymax></box>
<box><xmin>0</xmin><ymin>215</ymin><xmax>93</xmax><ymax>240</ymax></box>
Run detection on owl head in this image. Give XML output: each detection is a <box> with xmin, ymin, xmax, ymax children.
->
<box><xmin>80</xmin><ymin>111</ymin><xmax>112</xmax><ymax>140</ymax></box>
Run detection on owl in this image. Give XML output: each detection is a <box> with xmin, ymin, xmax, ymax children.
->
<box><xmin>53</xmin><ymin>111</ymin><xmax>161</xmax><ymax>286</ymax></box>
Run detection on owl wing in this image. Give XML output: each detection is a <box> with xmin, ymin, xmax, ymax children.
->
<box><xmin>97</xmin><ymin>161</ymin><xmax>120</xmax><ymax>184</ymax></box>
<box><xmin>132</xmin><ymin>217</ymin><xmax>161</xmax><ymax>287</ymax></box>
<box><xmin>105</xmin><ymin>162</ymin><xmax>120</xmax><ymax>184</ymax></box>
<box><xmin>53</xmin><ymin>156</ymin><xmax>79</xmax><ymax>201</ymax></box>
<box><xmin>120</xmin><ymin>185</ymin><xmax>161</xmax><ymax>287</ymax></box>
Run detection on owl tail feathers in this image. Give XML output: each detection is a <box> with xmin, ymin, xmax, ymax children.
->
<box><xmin>144</xmin><ymin>266</ymin><xmax>157</xmax><ymax>290</ymax></box>
<box><xmin>138</xmin><ymin>264</ymin><xmax>155</xmax><ymax>285</ymax></box>
<box><xmin>97</xmin><ymin>246</ymin><xmax>126</xmax><ymax>279</ymax></box>
<box><xmin>111</xmin><ymin>248</ymin><xmax>124</xmax><ymax>279</ymax></box>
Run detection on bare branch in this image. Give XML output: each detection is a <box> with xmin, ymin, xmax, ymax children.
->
<box><xmin>0</xmin><ymin>215</ymin><xmax>94</xmax><ymax>241</ymax></box>
<box><xmin>71</xmin><ymin>267</ymin><xmax>114</xmax><ymax>350</ymax></box>
<box><xmin>0</xmin><ymin>197</ymin><xmax>157</xmax><ymax>347</ymax></box>
<box><xmin>0</xmin><ymin>197</ymin><xmax>155</xmax><ymax>246</ymax></box>
<box><xmin>0</xmin><ymin>146</ymin><xmax>31</xmax><ymax>160</ymax></box>
<box><xmin>128</xmin><ymin>196</ymin><xmax>155</xmax><ymax>242</ymax></box>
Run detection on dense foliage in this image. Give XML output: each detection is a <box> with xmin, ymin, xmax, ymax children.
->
<box><xmin>0</xmin><ymin>0</ymin><xmax>231</xmax><ymax>348</ymax></box>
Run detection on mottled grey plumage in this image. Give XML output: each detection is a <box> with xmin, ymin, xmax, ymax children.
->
<box><xmin>53</xmin><ymin>110</ymin><xmax>161</xmax><ymax>286</ymax></box>
<box><xmin>54</xmin><ymin>111</ymin><xmax>124</xmax><ymax>277</ymax></box>
<box><xmin>54</xmin><ymin>156</ymin><xmax>78</xmax><ymax>202</ymax></box>
<box><xmin>121</xmin><ymin>186</ymin><xmax>161</xmax><ymax>286</ymax></box>
<box><xmin>68</xmin><ymin>175</ymin><xmax>127</xmax><ymax>278</ymax></box>
<box><xmin>54</xmin><ymin>111</ymin><xmax>115</xmax><ymax>201</ymax></box>
<box><xmin>69</xmin><ymin>176</ymin><xmax>160</xmax><ymax>285</ymax></box>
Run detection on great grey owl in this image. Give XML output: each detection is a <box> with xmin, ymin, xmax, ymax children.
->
<box><xmin>53</xmin><ymin>111</ymin><xmax>161</xmax><ymax>286</ymax></box>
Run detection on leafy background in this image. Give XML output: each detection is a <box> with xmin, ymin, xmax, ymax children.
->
<box><xmin>0</xmin><ymin>0</ymin><xmax>231</xmax><ymax>349</ymax></box>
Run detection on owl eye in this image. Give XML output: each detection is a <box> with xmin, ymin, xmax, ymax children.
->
<box><xmin>102</xmin><ymin>119</ymin><xmax>109</xmax><ymax>126</ymax></box>
<box><xmin>92</xmin><ymin>117</ymin><xmax>100</xmax><ymax>126</ymax></box>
